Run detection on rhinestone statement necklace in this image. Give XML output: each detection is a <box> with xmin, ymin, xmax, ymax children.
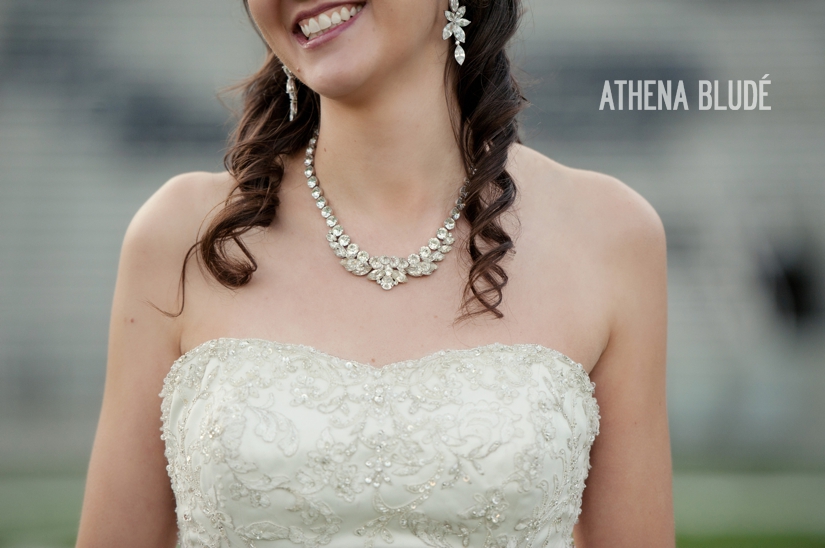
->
<box><xmin>304</xmin><ymin>129</ymin><xmax>467</xmax><ymax>291</ymax></box>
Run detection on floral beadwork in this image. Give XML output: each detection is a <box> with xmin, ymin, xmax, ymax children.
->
<box><xmin>160</xmin><ymin>338</ymin><xmax>600</xmax><ymax>548</ymax></box>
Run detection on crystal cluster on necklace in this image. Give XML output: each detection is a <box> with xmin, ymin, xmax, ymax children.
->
<box><xmin>304</xmin><ymin>128</ymin><xmax>467</xmax><ymax>291</ymax></box>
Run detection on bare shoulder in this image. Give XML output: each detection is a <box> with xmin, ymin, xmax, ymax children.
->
<box><xmin>126</xmin><ymin>170</ymin><xmax>236</xmax><ymax>255</ymax></box>
<box><xmin>508</xmin><ymin>143</ymin><xmax>666</xmax><ymax>264</ymax></box>
<box><xmin>124</xmin><ymin>171</ymin><xmax>235</xmax><ymax>274</ymax></box>
<box><xmin>506</xmin><ymin>143</ymin><xmax>667</xmax><ymax>365</ymax></box>
<box><xmin>116</xmin><ymin>171</ymin><xmax>237</xmax><ymax>338</ymax></box>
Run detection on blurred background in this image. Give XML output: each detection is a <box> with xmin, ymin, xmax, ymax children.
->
<box><xmin>0</xmin><ymin>0</ymin><xmax>823</xmax><ymax>546</ymax></box>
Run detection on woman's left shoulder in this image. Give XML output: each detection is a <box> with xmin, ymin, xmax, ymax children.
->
<box><xmin>507</xmin><ymin>142</ymin><xmax>666</xmax><ymax>260</ymax></box>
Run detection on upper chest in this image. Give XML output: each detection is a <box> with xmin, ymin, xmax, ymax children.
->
<box><xmin>179</xmin><ymin>175</ymin><xmax>612</xmax><ymax>374</ymax></box>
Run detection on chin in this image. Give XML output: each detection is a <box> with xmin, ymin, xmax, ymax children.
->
<box><xmin>299</xmin><ymin>34</ymin><xmax>396</xmax><ymax>102</ymax></box>
<box><xmin>299</xmin><ymin>61</ymin><xmax>372</xmax><ymax>101</ymax></box>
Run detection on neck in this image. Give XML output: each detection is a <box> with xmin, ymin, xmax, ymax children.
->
<box><xmin>310</xmin><ymin>59</ymin><xmax>466</xmax><ymax>231</ymax></box>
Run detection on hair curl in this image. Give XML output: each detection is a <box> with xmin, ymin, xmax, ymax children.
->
<box><xmin>169</xmin><ymin>0</ymin><xmax>527</xmax><ymax>321</ymax></box>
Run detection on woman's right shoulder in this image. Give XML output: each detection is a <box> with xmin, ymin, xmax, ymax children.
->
<box><xmin>128</xmin><ymin>170</ymin><xmax>235</xmax><ymax>242</ymax></box>
<box><xmin>115</xmin><ymin>171</ymin><xmax>237</xmax><ymax>323</ymax></box>
<box><xmin>123</xmin><ymin>170</ymin><xmax>236</xmax><ymax>264</ymax></box>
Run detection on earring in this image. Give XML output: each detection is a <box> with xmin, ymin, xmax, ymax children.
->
<box><xmin>442</xmin><ymin>0</ymin><xmax>471</xmax><ymax>65</ymax></box>
<box><xmin>283</xmin><ymin>65</ymin><xmax>298</xmax><ymax>121</ymax></box>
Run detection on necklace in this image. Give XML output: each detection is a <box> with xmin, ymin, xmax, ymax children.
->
<box><xmin>304</xmin><ymin>128</ymin><xmax>468</xmax><ymax>291</ymax></box>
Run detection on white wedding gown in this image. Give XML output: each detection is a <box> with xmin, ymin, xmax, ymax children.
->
<box><xmin>160</xmin><ymin>338</ymin><xmax>600</xmax><ymax>548</ymax></box>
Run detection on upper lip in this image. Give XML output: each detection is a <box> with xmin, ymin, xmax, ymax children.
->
<box><xmin>292</xmin><ymin>2</ymin><xmax>362</xmax><ymax>31</ymax></box>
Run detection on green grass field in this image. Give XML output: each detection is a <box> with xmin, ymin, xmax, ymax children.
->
<box><xmin>677</xmin><ymin>537</ymin><xmax>825</xmax><ymax>548</ymax></box>
<box><xmin>1</xmin><ymin>472</ymin><xmax>824</xmax><ymax>547</ymax></box>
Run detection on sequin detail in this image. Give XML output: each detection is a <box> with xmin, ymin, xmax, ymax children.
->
<box><xmin>160</xmin><ymin>338</ymin><xmax>600</xmax><ymax>548</ymax></box>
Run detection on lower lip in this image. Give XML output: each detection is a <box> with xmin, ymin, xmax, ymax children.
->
<box><xmin>295</xmin><ymin>6</ymin><xmax>364</xmax><ymax>50</ymax></box>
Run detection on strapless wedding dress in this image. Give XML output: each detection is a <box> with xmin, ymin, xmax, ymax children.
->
<box><xmin>160</xmin><ymin>338</ymin><xmax>600</xmax><ymax>548</ymax></box>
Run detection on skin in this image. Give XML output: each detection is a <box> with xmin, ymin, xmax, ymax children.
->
<box><xmin>76</xmin><ymin>0</ymin><xmax>675</xmax><ymax>546</ymax></box>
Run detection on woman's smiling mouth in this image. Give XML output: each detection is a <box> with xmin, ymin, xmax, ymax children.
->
<box><xmin>295</xmin><ymin>3</ymin><xmax>365</xmax><ymax>44</ymax></box>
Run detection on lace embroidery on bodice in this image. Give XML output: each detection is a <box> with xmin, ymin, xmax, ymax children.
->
<box><xmin>160</xmin><ymin>338</ymin><xmax>600</xmax><ymax>548</ymax></box>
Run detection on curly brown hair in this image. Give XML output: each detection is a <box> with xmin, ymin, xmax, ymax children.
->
<box><xmin>169</xmin><ymin>0</ymin><xmax>527</xmax><ymax>321</ymax></box>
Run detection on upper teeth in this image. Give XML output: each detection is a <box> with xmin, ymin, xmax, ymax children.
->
<box><xmin>300</xmin><ymin>4</ymin><xmax>363</xmax><ymax>38</ymax></box>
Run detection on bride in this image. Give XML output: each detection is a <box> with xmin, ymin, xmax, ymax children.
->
<box><xmin>76</xmin><ymin>0</ymin><xmax>674</xmax><ymax>546</ymax></box>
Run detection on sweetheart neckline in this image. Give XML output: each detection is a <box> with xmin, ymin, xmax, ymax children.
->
<box><xmin>172</xmin><ymin>337</ymin><xmax>592</xmax><ymax>379</ymax></box>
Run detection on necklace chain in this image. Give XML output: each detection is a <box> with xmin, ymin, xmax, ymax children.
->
<box><xmin>304</xmin><ymin>128</ymin><xmax>468</xmax><ymax>291</ymax></box>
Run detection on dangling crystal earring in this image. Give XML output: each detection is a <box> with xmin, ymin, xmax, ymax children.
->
<box><xmin>283</xmin><ymin>65</ymin><xmax>298</xmax><ymax>121</ymax></box>
<box><xmin>442</xmin><ymin>0</ymin><xmax>471</xmax><ymax>65</ymax></box>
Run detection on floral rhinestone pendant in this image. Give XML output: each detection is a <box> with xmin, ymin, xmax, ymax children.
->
<box><xmin>443</xmin><ymin>0</ymin><xmax>471</xmax><ymax>65</ymax></box>
<box><xmin>304</xmin><ymin>128</ymin><xmax>467</xmax><ymax>291</ymax></box>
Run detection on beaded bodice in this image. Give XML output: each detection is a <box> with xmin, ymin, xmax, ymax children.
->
<box><xmin>160</xmin><ymin>338</ymin><xmax>600</xmax><ymax>548</ymax></box>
